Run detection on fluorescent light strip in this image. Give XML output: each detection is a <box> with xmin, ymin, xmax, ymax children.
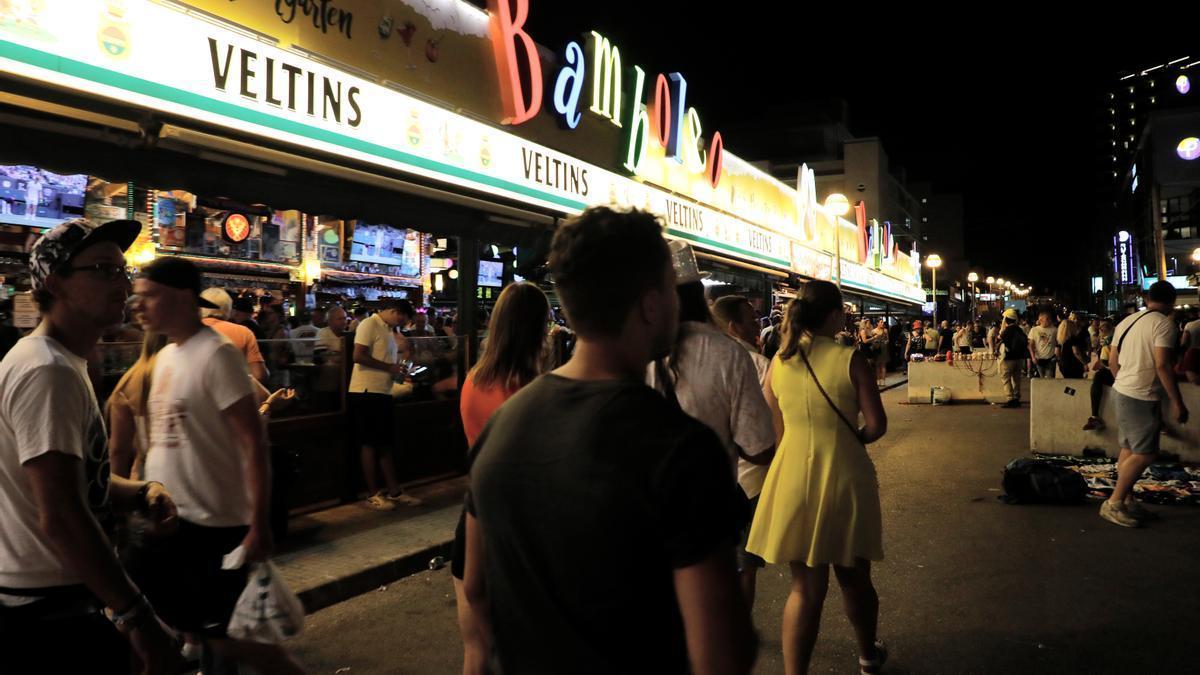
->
<box><xmin>1168</xmin><ymin>56</ymin><xmax>1191</xmax><ymax>65</ymax></box>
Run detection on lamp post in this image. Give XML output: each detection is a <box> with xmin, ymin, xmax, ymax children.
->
<box><xmin>968</xmin><ymin>272</ymin><xmax>979</xmax><ymax>320</ymax></box>
<box><xmin>926</xmin><ymin>254</ymin><xmax>943</xmax><ymax>326</ymax></box>
<box><xmin>824</xmin><ymin>193</ymin><xmax>851</xmax><ymax>290</ymax></box>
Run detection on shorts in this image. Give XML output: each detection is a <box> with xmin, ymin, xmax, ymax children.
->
<box><xmin>737</xmin><ymin>495</ymin><xmax>765</xmax><ymax>571</ymax></box>
<box><xmin>123</xmin><ymin>520</ymin><xmax>250</xmax><ymax>638</ymax></box>
<box><xmin>1114</xmin><ymin>391</ymin><xmax>1162</xmax><ymax>456</ymax></box>
<box><xmin>451</xmin><ymin>507</ymin><xmax>466</xmax><ymax>580</ymax></box>
<box><xmin>349</xmin><ymin>392</ymin><xmax>395</xmax><ymax>448</ymax></box>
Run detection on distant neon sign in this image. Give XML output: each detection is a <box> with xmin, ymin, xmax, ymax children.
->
<box><xmin>1178</xmin><ymin>75</ymin><xmax>1191</xmax><ymax>94</ymax></box>
<box><xmin>1177</xmin><ymin>137</ymin><xmax>1200</xmax><ymax>160</ymax></box>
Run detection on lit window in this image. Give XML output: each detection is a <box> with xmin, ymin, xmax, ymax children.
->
<box><xmin>1151</xmin><ymin>96</ymin><xmax>1157</xmax><ymax>104</ymax></box>
<box><xmin>1129</xmin><ymin>86</ymin><xmax>1135</xmax><ymax>94</ymax></box>
<box><xmin>1110</xmin><ymin>108</ymin><xmax>1116</xmax><ymax>115</ymax></box>
<box><xmin>1112</xmin><ymin>156</ymin><xmax>1118</xmax><ymax>162</ymax></box>
<box><xmin>921</xmin><ymin>198</ymin><xmax>927</xmax><ymax>204</ymax></box>
<box><xmin>1110</xmin><ymin>92</ymin><xmax>1115</xmax><ymax>99</ymax></box>
<box><xmin>922</xmin><ymin>217</ymin><xmax>928</xmax><ymax>223</ymax></box>
<box><xmin>1130</xmin><ymin>103</ymin><xmax>1136</xmax><ymax>110</ymax></box>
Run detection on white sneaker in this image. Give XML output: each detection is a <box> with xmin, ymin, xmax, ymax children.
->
<box><xmin>365</xmin><ymin>493</ymin><xmax>395</xmax><ymax>511</ymax></box>
<box><xmin>386</xmin><ymin>491</ymin><xmax>423</xmax><ymax>507</ymax></box>
<box><xmin>1099</xmin><ymin>500</ymin><xmax>1139</xmax><ymax>528</ymax></box>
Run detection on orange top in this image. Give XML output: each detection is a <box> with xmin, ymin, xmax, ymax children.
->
<box><xmin>203</xmin><ymin>318</ymin><xmax>266</xmax><ymax>365</ymax></box>
<box><xmin>460</xmin><ymin>375</ymin><xmax>519</xmax><ymax>448</ymax></box>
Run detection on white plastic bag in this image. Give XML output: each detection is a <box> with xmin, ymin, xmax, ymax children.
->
<box><xmin>226</xmin><ymin>561</ymin><xmax>305</xmax><ymax>643</ymax></box>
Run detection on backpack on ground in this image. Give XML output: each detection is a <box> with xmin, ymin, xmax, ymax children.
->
<box><xmin>1001</xmin><ymin>458</ymin><xmax>1087</xmax><ymax>504</ymax></box>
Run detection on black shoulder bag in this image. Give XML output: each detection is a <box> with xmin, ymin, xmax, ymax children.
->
<box><xmin>796</xmin><ymin>343</ymin><xmax>861</xmax><ymax>441</ymax></box>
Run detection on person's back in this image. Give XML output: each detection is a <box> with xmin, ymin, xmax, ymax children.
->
<box><xmin>470</xmin><ymin>374</ymin><xmax>737</xmax><ymax>674</ymax></box>
<box><xmin>1113</xmin><ymin>310</ymin><xmax>1176</xmax><ymax>400</ymax></box>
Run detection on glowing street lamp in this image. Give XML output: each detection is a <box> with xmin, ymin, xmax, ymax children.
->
<box><xmin>967</xmin><ymin>272</ymin><xmax>979</xmax><ymax>319</ymax></box>
<box><xmin>1193</xmin><ymin>247</ymin><xmax>1200</xmax><ymax>262</ymax></box>
<box><xmin>824</xmin><ymin>194</ymin><xmax>851</xmax><ymax>290</ymax></box>
<box><xmin>926</xmin><ymin>254</ymin><xmax>943</xmax><ymax>325</ymax></box>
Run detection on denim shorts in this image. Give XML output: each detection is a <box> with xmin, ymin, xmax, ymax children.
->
<box><xmin>1114</xmin><ymin>390</ymin><xmax>1162</xmax><ymax>456</ymax></box>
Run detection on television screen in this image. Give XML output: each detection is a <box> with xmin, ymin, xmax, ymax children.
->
<box><xmin>0</xmin><ymin>165</ymin><xmax>87</xmax><ymax>229</ymax></box>
<box><xmin>478</xmin><ymin>260</ymin><xmax>504</xmax><ymax>287</ymax></box>
<box><xmin>349</xmin><ymin>222</ymin><xmax>406</xmax><ymax>266</ymax></box>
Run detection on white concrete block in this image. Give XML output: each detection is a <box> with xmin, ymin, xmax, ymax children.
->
<box><xmin>907</xmin><ymin>359</ymin><xmax>1009</xmax><ymax>404</ymax></box>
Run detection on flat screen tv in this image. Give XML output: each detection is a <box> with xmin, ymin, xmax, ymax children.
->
<box><xmin>0</xmin><ymin>165</ymin><xmax>87</xmax><ymax>229</ymax></box>
<box><xmin>349</xmin><ymin>222</ymin><xmax>406</xmax><ymax>266</ymax></box>
<box><xmin>478</xmin><ymin>260</ymin><xmax>504</xmax><ymax>287</ymax></box>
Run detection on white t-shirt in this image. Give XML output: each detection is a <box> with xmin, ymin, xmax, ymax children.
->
<box><xmin>1183</xmin><ymin>320</ymin><xmax>1200</xmax><ymax>348</ymax></box>
<box><xmin>145</xmin><ymin>327</ymin><xmax>256</xmax><ymax>527</ymax></box>
<box><xmin>732</xmin><ymin>336</ymin><xmax>772</xmax><ymax>499</ymax></box>
<box><xmin>291</xmin><ymin>323</ymin><xmax>319</xmax><ymax>362</ymax></box>
<box><xmin>0</xmin><ymin>334</ymin><xmax>109</xmax><ymax>592</ymax></box>
<box><xmin>1112</xmin><ymin>310</ymin><xmax>1177</xmax><ymax>401</ymax></box>
<box><xmin>349</xmin><ymin>314</ymin><xmax>397</xmax><ymax>395</ymax></box>
<box><xmin>1028</xmin><ymin>325</ymin><xmax>1058</xmax><ymax>360</ymax></box>
<box><xmin>646</xmin><ymin>322</ymin><xmax>775</xmax><ymax>497</ymax></box>
<box><xmin>317</xmin><ymin>327</ymin><xmax>344</xmax><ymax>355</ymax></box>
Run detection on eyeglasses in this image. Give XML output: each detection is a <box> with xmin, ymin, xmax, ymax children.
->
<box><xmin>69</xmin><ymin>263</ymin><xmax>132</xmax><ymax>282</ymax></box>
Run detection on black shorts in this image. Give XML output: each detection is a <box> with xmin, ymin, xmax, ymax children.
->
<box><xmin>123</xmin><ymin>520</ymin><xmax>250</xmax><ymax>638</ymax></box>
<box><xmin>0</xmin><ymin>589</ymin><xmax>129</xmax><ymax>674</ymax></box>
<box><xmin>349</xmin><ymin>392</ymin><xmax>396</xmax><ymax>448</ymax></box>
<box><xmin>451</xmin><ymin>507</ymin><xmax>467</xmax><ymax>580</ymax></box>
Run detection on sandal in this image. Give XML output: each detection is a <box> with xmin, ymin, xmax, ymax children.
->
<box><xmin>859</xmin><ymin>640</ymin><xmax>888</xmax><ymax>674</ymax></box>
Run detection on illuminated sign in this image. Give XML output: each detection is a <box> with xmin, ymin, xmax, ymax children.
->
<box><xmin>488</xmin><ymin>0</ymin><xmax>541</xmax><ymax>125</ymax></box>
<box><xmin>1177</xmin><ymin>137</ymin><xmax>1200</xmax><ymax>160</ymax></box>
<box><xmin>223</xmin><ymin>213</ymin><xmax>250</xmax><ymax>242</ymax></box>
<box><xmin>551</xmin><ymin>41</ymin><xmax>585</xmax><ymax>129</ymax></box>
<box><xmin>1092</xmin><ymin>276</ymin><xmax>1104</xmax><ymax>294</ymax></box>
<box><xmin>1114</xmin><ymin>230</ymin><xmax>1136</xmax><ymax>286</ymax></box>
<box><xmin>1178</xmin><ymin>75</ymin><xmax>1191</xmax><ymax>94</ymax></box>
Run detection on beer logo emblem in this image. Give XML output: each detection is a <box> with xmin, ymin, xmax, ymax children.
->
<box><xmin>97</xmin><ymin>24</ymin><xmax>129</xmax><ymax>59</ymax></box>
<box><xmin>224</xmin><ymin>214</ymin><xmax>250</xmax><ymax>242</ymax></box>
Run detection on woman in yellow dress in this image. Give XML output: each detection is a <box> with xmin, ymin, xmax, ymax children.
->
<box><xmin>746</xmin><ymin>280</ymin><xmax>888</xmax><ymax>675</ymax></box>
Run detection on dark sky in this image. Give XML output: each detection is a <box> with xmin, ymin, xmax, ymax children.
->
<box><xmin>494</xmin><ymin>2</ymin><xmax>1183</xmax><ymax>294</ymax></box>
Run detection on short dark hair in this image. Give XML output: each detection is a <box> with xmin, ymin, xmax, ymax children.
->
<box><xmin>381</xmin><ymin>298</ymin><xmax>414</xmax><ymax>317</ymax></box>
<box><xmin>549</xmin><ymin>207</ymin><xmax>669</xmax><ymax>337</ymax></box>
<box><xmin>1147</xmin><ymin>280</ymin><xmax>1177</xmax><ymax>305</ymax></box>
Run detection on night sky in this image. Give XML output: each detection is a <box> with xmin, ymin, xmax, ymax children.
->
<box><xmin>481</xmin><ymin>2</ymin><xmax>1181</xmax><ymax>298</ymax></box>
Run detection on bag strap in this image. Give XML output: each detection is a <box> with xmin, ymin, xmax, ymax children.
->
<box><xmin>796</xmin><ymin>342</ymin><xmax>860</xmax><ymax>440</ymax></box>
<box><xmin>1117</xmin><ymin>311</ymin><xmax>1153</xmax><ymax>354</ymax></box>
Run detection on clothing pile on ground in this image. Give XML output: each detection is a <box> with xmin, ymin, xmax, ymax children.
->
<box><xmin>1031</xmin><ymin>453</ymin><xmax>1200</xmax><ymax>505</ymax></box>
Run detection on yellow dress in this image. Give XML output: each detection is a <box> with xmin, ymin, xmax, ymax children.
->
<box><xmin>746</xmin><ymin>335</ymin><xmax>884</xmax><ymax>567</ymax></box>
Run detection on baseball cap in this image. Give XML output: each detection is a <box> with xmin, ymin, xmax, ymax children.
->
<box><xmin>140</xmin><ymin>257</ymin><xmax>219</xmax><ymax>309</ymax></box>
<box><xmin>199</xmin><ymin>287</ymin><xmax>233</xmax><ymax>319</ymax></box>
<box><xmin>29</xmin><ymin>217</ymin><xmax>141</xmax><ymax>291</ymax></box>
<box><xmin>1003</xmin><ymin>308</ymin><xmax>1019</xmax><ymax>320</ymax></box>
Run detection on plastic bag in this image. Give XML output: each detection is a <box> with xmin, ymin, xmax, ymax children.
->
<box><xmin>226</xmin><ymin>561</ymin><xmax>305</xmax><ymax>643</ymax></box>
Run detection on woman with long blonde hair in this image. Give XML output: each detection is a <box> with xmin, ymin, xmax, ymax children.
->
<box><xmin>107</xmin><ymin>331</ymin><xmax>169</xmax><ymax>479</ymax></box>
<box><xmin>453</xmin><ymin>281</ymin><xmax>551</xmax><ymax>675</ymax></box>
<box><xmin>747</xmin><ymin>280</ymin><xmax>889</xmax><ymax>675</ymax></box>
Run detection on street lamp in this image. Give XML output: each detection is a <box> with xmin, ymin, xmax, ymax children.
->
<box><xmin>1193</xmin><ymin>247</ymin><xmax>1200</xmax><ymax>262</ymax></box>
<box><xmin>926</xmin><ymin>254</ymin><xmax>943</xmax><ymax>326</ymax></box>
<box><xmin>824</xmin><ymin>194</ymin><xmax>851</xmax><ymax>290</ymax></box>
<box><xmin>967</xmin><ymin>272</ymin><xmax>979</xmax><ymax>319</ymax></box>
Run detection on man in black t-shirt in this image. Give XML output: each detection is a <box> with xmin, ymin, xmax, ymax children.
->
<box><xmin>464</xmin><ymin>207</ymin><xmax>757</xmax><ymax>675</ymax></box>
<box><xmin>997</xmin><ymin>309</ymin><xmax>1027</xmax><ymax>408</ymax></box>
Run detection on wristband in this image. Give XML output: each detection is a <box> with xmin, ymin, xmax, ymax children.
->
<box><xmin>111</xmin><ymin>594</ymin><xmax>153</xmax><ymax>633</ymax></box>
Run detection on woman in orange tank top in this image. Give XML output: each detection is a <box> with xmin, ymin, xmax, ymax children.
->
<box><xmin>453</xmin><ymin>281</ymin><xmax>551</xmax><ymax>675</ymax></box>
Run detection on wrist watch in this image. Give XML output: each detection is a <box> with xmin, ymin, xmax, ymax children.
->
<box><xmin>110</xmin><ymin>594</ymin><xmax>153</xmax><ymax>634</ymax></box>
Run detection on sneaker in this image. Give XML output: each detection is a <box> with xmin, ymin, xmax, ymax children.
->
<box><xmin>1003</xmin><ymin>399</ymin><xmax>1021</xmax><ymax>409</ymax></box>
<box><xmin>1123</xmin><ymin>499</ymin><xmax>1159</xmax><ymax>521</ymax></box>
<box><xmin>365</xmin><ymin>493</ymin><xmax>395</xmax><ymax>511</ymax></box>
<box><xmin>386</xmin><ymin>491</ymin><xmax>423</xmax><ymax>507</ymax></box>
<box><xmin>1099</xmin><ymin>500</ymin><xmax>1139</xmax><ymax>528</ymax></box>
<box><xmin>859</xmin><ymin>640</ymin><xmax>888</xmax><ymax>675</ymax></box>
<box><xmin>1082</xmin><ymin>417</ymin><xmax>1105</xmax><ymax>431</ymax></box>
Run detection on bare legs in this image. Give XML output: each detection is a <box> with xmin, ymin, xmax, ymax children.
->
<box><xmin>360</xmin><ymin>444</ymin><xmax>400</xmax><ymax>495</ymax></box>
<box><xmin>783</xmin><ymin>563</ymin><xmax>827</xmax><ymax>675</ymax></box>
<box><xmin>1110</xmin><ymin>447</ymin><xmax>1155</xmax><ymax>506</ymax></box>
<box><xmin>453</xmin><ymin>578</ymin><xmax>488</xmax><ymax>675</ymax></box>
<box><xmin>783</xmin><ymin>559</ymin><xmax>880</xmax><ymax>675</ymax></box>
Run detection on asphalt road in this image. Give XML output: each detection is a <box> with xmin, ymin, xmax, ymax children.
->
<box><xmin>289</xmin><ymin>386</ymin><xmax>1200</xmax><ymax>674</ymax></box>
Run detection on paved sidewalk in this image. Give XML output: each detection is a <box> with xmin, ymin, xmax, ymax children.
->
<box><xmin>276</xmin><ymin>476</ymin><xmax>466</xmax><ymax>613</ymax></box>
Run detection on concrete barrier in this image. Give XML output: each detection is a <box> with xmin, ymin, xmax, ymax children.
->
<box><xmin>1030</xmin><ymin>377</ymin><xmax>1200</xmax><ymax>462</ymax></box>
<box><xmin>907</xmin><ymin>358</ymin><xmax>1008</xmax><ymax>403</ymax></box>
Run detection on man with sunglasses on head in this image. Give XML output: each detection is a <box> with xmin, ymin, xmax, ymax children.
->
<box><xmin>0</xmin><ymin>218</ymin><xmax>181</xmax><ymax>674</ymax></box>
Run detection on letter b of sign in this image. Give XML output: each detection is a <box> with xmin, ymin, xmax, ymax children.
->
<box><xmin>488</xmin><ymin>0</ymin><xmax>543</xmax><ymax>125</ymax></box>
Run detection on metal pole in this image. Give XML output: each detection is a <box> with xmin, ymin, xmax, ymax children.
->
<box><xmin>932</xmin><ymin>266</ymin><xmax>938</xmax><ymax>326</ymax></box>
<box><xmin>835</xmin><ymin>217</ymin><xmax>842</xmax><ymax>291</ymax></box>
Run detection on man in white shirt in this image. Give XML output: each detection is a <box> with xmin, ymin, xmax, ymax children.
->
<box><xmin>0</xmin><ymin>219</ymin><xmax>179</xmax><ymax>673</ymax></box>
<box><xmin>351</xmin><ymin>299</ymin><xmax>422</xmax><ymax>510</ymax></box>
<box><xmin>130</xmin><ymin>257</ymin><xmax>303</xmax><ymax>674</ymax></box>
<box><xmin>647</xmin><ymin>246</ymin><xmax>774</xmax><ymax>610</ymax></box>
<box><xmin>1101</xmin><ymin>281</ymin><xmax>1189</xmax><ymax>529</ymax></box>
<box><xmin>1027</xmin><ymin>311</ymin><xmax>1058</xmax><ymax>378</ymax></box>
<box><xmin>710</xmin><ymin>294</ymin><xmax>774</xmax><ymax>608</ymax></box>
<box><xmin>1180</xmin><ymin>310</ymin><xmax>1200</xmax><ymax>349</ymax></box>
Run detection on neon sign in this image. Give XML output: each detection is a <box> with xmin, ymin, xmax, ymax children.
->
<box><xmin>223</xmin><ymin>213</ymin><xmax>251</xmax><ymax>243</ymax></box>
<box><xmin>487</xmin><ymin>1</ymin><xmax>724</xmax><ymax>187</ymax></box>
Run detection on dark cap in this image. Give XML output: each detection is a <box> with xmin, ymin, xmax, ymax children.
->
<box><xmin>140</xmin><ymin>257</ymin><xmax>218</xmax><ymax>309</ymax></box>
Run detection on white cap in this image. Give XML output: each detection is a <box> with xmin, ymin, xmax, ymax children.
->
<box><xmin>200</xmin><ymin>287</ymin><xmax>233</xmax><ymax>320</ymax></box>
